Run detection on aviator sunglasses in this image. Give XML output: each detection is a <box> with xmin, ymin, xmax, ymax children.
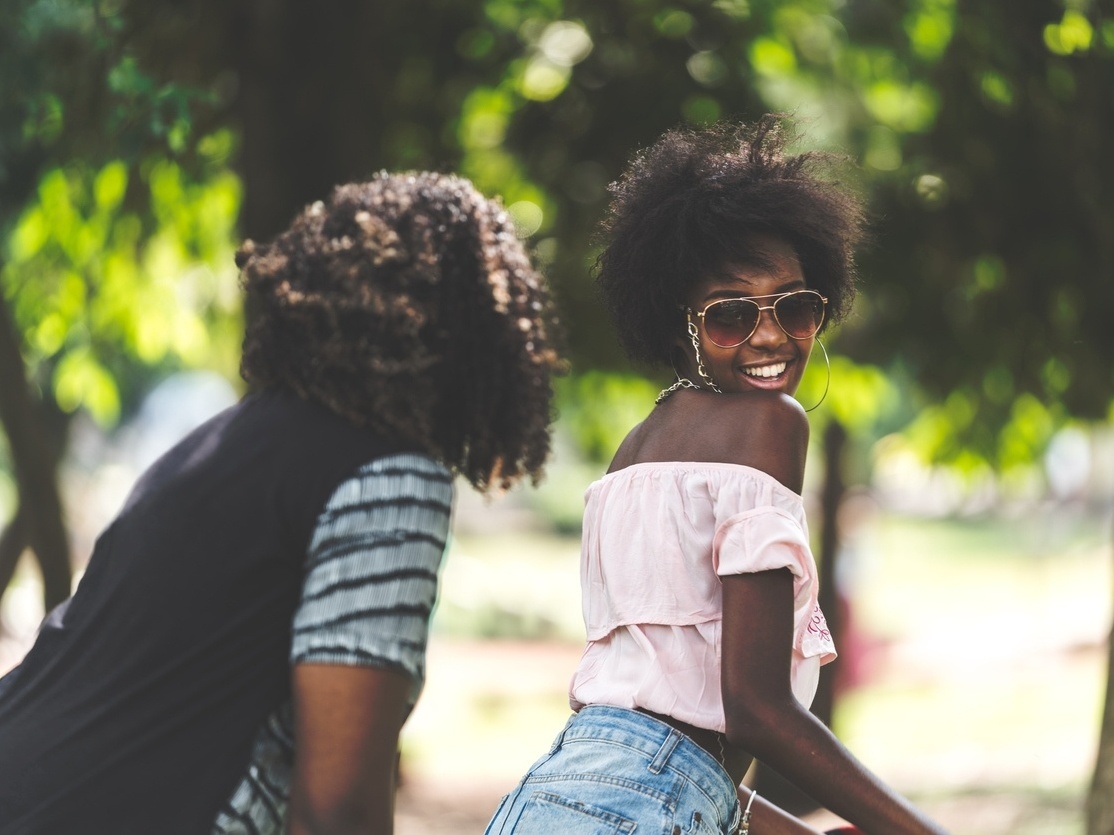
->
<box><xmin>687</xmin><ymin>289</ymin><xmax>828</xmax><ymax>348</ymax></box>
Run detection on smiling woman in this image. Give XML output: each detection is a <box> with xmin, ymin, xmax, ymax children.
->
<box><xmin>680</xmin><ymin>236</ymin><xmax>819</xmax><ymax>397</ymax></box>
<box><xmin>484</xmin><ymin>117</ymin><xmax>948</xmax><ymax>835</ymax></box>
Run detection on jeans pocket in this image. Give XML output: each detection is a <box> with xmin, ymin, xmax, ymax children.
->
<box><xmin>513</xmin><ymin>790</ymin><xmax>638</xmax><ymax>833</ymax></box>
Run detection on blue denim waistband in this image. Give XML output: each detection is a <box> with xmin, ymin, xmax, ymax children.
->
<box><xmin>560</xmin><ymin>705</ymin><xmax>737</xmax><ymax>798</ymax></box>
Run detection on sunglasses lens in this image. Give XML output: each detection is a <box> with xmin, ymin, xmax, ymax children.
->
<box><xmin>774</xmin><ymin>292</ymin><xmax>825</xmax><ymax>339</ymax></box>
<box><xmin>703</xmin><ymin>300</ymin><xmax>759</xmax><ymax>347</ymax></box>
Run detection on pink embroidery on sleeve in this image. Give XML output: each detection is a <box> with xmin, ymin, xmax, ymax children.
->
<box><xmin>807</xmin><ymin>605</ymin><xmax>832</xmax><ymax>643</ymax></box>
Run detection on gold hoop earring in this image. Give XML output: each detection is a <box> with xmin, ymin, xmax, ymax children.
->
<box><xmin>801</xmin><ymin>338</ymin><xmax>831</xmax><ymax>413</ymax></box>
<box><xmin>688</xmin><ymin>317</ymin><xmax>722</xmax><ymax>393</ymax></box>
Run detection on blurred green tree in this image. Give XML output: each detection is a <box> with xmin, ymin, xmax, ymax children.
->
<box><xmin>4</xmin><ymin>0</ymin><xmax>1114</xmax><ymax>827</ymax></box>
<box><xmin>0</xmin><ymin>0</ymin><xmax>241</xmax><ymax>610</ymax></box>
<box><xmin>831</xmin><ymin>6</ymin><xmax>1114</xmax><ymax>831</ymax></box>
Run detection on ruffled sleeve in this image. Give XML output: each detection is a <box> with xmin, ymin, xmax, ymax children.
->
<box><xmin>712</xmin><ymin>505</ymin><xmax>837</xmax><ymax>664</ymax></box>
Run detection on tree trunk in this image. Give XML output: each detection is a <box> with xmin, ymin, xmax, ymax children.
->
<box><xmin>750</xmin><ymin>418</ymin><xmax>848</xmax><ymax>815</ymax></box>
<box><xmin>812</xmin><ymin>419</ymin><xmax>847</xmax><ymax>728</ymax></box>
<box><xmin>0</xmin><ymin>285</ymin><xmax>71</xmax><ymax>610</ymax></box>
<box><xmin>1086</xmin><ymin>512</ymin><xmax>1114</xmax><ymax>835</ymax></box>
<box><xmin>0</xmin><ymin>509</ymin><xmax>29</xmax><ymax>612</ymax></box>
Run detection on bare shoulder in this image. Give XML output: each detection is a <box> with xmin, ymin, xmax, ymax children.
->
<box><xmin>720</xmin><ymin>391</ymin><xmax>809</xmax><ymax>445</ymax></box>
<box><xmin>715</xmin><ymin>389</ymin><xmax>808</xmax><ymax>421</ymax></box>
<box><xmin>653</xmin><ymin>391</ymin><xmax>810</xmax><ymax>493</ymax></box>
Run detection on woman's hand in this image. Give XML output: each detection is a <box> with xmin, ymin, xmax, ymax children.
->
<box><xmin>741</xmin><ymin>788</ymin><xmax>826</xmax><ymax>834</ymax></box>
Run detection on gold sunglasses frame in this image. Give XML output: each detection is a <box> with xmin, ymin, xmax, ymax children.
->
<box><xmin>685</xmin><ymin>290</ymin><xmax>828</xmax><ymax>348</ymax></box>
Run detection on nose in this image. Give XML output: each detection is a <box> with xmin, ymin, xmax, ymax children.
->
<box><xmin>746</xmin><ymin>304</ymin><xmax>788</xmax><ymax>349</ymax></box>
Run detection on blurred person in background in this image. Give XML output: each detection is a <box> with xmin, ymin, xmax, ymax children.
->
<box><xmin>0</xmin><ymin>172</ymin><xmax>564</xmax><ymax>834</ymax></box>
<box><xmin>485</xmin><ymin>118</ymin><xmax>946</xmax><ymax>835</ymax></box>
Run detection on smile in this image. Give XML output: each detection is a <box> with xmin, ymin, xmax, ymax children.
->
<box><xmin>741</xmin><ymin>362</ymin><xmax>787</xmax><ymax>379</ymax></box>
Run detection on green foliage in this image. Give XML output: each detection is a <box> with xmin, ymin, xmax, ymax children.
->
<box><xmin>810</xmin><ymin>353</ymin><xmax>901</xmax><ymax>434</ymax></box>
<box><xmin>455</xmin><ymin>11</ymin><xmax>598</xmax><ymax>236</ymax></box>
<box><xmin>446</xmin><ymin>0</ymin><xmax>1114</xmax><ymax>475</ymax></box>
<box><xmin>838</xmin><ymin>1</ymin><xmax>1114</xmax><ymax>468</ymax></box>
<box><xmin>555</xmin><ymin>371</ymin><xmax>661</xmax><ymax>464</ymax></box>
<box><xmin>626</xmin><ymin>0</ymin><xmax>1114</xmax><ymax>471</ymax></box>
<box><xmin>1</xmin><ymin>0</ymin><xmax>219</xmax><ymax>198</ymax></box>
<box><xmin>105</xmin><ymin>57</ymin><xmax>216</xmax><ymax>156</ymax></box>
<box><xmin>3</xmin><ymin>0</ymin><xmax>1112</xmax><ymax>473</ymax></box>
<box><xmin>1</xmin><ymin>0</ymin><xmax>236</xmax><ymax>430</ymax></box>
<box><xmin>3</xmin><ymin>158</ymin><xmax>243</xmax><ymax>425</ymax></box>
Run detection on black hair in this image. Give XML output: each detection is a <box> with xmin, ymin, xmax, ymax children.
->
<box><xmin>238</xmin><ymin>171</ymin><xmax>565</xmax><ymax>491</ymax></box>
<box><xmin>596</xmin><ymin>116</ymin><xmax>866</xmax><ymax>367</ymax></box>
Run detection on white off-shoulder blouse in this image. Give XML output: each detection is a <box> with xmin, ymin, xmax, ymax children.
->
<box><xmin>569</xmin><ymin>461</ymin><xmax>837</xmax><ymax>733</ymax></box>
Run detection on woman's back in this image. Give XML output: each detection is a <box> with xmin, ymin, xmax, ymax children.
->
<box><xmin>572</xmin><ymin>453</ymin><xmax>834</xmax><ymax>721</ymax></box>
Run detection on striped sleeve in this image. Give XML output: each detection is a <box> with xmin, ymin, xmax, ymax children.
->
<box><xmin>211</xmin><ymin>702</ymin><xmax>295</xmax><ymax>835</ymax></box>
<box><xmin>290</xmin><ymin>453</ymin><xmax>454</xmax><ymax>702</ymax></box>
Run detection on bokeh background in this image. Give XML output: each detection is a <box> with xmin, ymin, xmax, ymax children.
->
<box><xmin>1</xmin><ymin>1</ymin><xmax>1112</xmax><ymax>833</ymax></box>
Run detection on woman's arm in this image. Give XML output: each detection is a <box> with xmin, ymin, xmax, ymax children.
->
<box><xmin>288</xmin><ymin>663</ymin><xmax>411</xmax><ymax>835</ymax></box>
<box><xmin>721</xmin><ymin>569</ymin><xmax>946</xmax><ymax>835</ymax></box>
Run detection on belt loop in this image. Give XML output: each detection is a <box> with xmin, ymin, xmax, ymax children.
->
<box><xmin>551</xmin><ymin>711</ymin><xmax>577</xmax><ymax>753</ymax></box>
<box><xmin>649</xmin><ymin>728</ymin><xmax>682</xmax><ymax>774</ymax></box>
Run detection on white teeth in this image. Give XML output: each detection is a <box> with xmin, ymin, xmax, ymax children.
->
<box><xmin>743</xmin><ymin>362</ymin><xmax>787</xmax><ymax>378</ymax></box>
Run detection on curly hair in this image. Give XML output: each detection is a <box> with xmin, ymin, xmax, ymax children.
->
<box><xmin>596</xmin><ymin>115</ymin><xmax>866</xmax><ymax>368</ymax></box>
<box><xmin>237</xmin><ymin>171</ymin><xmax>565</xmax><ymax>492</ymax></box>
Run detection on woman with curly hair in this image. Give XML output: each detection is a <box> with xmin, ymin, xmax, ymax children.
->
<box><xmin>0</xmin><ymin>172</ymin><xmax>563</xmax><ymax>834</ymax></box>
<box><xmin>485</xmin><ymin>118</ymin><xmax>946</xmax><ymax>835</ymax></box>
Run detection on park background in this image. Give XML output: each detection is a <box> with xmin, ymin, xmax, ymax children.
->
<box><xmin>1</xmin><ymin>0</ymin><xmax>1112</xmax><ymax>832</ymax></box>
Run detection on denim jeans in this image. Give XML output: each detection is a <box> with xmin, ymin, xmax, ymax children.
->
<box><xmin>485</xmin><ymin>705</ymin><xmax>742</xmax><ymax>835</ymax></box>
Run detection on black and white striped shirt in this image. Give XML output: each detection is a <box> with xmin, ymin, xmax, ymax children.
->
<box><xmin>212</xmin><ymin>453</ymin><xmax>453</xmax><ymax>835</ymax></box>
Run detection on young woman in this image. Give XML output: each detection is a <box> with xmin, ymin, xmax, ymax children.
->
<box><xmin>0</xmin><ymin>172</ymin><xmax>564</xmax><ymax>834</ymax></box>
<box><xmin>485</xmin><ymin>119</ymin><xmax>947</xmax><ymax>835</ymax></box>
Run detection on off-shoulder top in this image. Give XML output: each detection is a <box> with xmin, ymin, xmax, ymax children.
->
<box><xmin>569</xmin><ymin>461</ymin><xmax>837</xmax><ymax>733</ymax></box>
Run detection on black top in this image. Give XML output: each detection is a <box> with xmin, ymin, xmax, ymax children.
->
<box><xmin>0</xmin><ymin>389</ymin><xmax>407</xmax><ymax>834</ymax></box>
